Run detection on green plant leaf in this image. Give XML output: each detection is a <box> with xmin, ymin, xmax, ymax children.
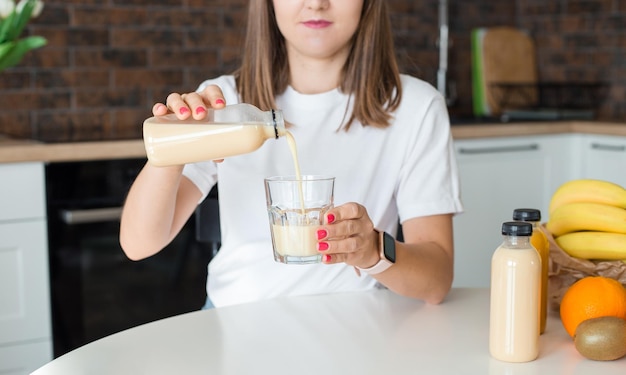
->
<box><xmin>0</xmin><ymin>40</ymin><xmax>13</xmax><ymax>56</ymax></box>
<box><xmin>7</xmin><ymin>0</ymin><xmax>37</xmax><ymax>42</ymax></box>
<box><xmin>0</xmin><ymin>36</ymin><xmax>46</xmax><ymax>71</ymax></box>
<box><xmin>0</xmin><ymin>41</ymin><xmax>17</xmax><ymax>69</ymax></box>
<box><xmin>0</xmin><ymin>10</ymin><xmax>17</xmax><ymax>44</ymax></box>
<box><xmin>19</xmin><ymin>34</ymin><xmax>45</xmax><ymax>50</ymax></box>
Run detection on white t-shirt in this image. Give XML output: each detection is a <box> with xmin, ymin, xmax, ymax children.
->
<box><xmin>183</xmin><ymin>74</ymin><xmax>463</xmax><ymax>307</ymax></box>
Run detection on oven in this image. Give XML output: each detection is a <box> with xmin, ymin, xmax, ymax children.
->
<box><xmin>45</xmin><ymin>159</ymin><xmax>215</xmax><ymax>357</ymax></box>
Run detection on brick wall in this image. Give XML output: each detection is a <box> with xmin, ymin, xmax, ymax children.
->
<box><xmin>516</xmin><ymin>0</ymin><xmax>626</xmax><ymax>120</ymax></box>
<box><xmin>1</xmin><ymin>0</ymin><xmax>248</xmax><ymax>142</ymax></box>
<box><xmin>1</xmin><ymin>1</ymin><xmax>621</xmax><ymax>142</ymax></box>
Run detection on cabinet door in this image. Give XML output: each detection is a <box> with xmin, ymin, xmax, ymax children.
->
<box><xmin>580</xmin><ymin>134</ymin><xmax>626</xmax><ymax>188</ymax></box>
<box><xmin>0</xmin><ymin>162</ymin><xmax>46</xmax><ymax>222</ymax></box>
<box><xmin>452</xmin><ymin>135</ymin><xmax>564</xmax><ymax>287</ymax></box>
<box><xmin>0</xmin><ymin>220</ymin><xmax>52</xmax><ymax>347</ymax></box>
<box><xmin>0</xmin><ymin>341</ymin><xmax>52</xmax><ymax>375</ymax></box>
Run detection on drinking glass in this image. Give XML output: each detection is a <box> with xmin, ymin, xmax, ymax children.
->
<box><xmin>264</xmin><ymin>175</ymin><xmax>335</xmax><ymax>264</ymax></box>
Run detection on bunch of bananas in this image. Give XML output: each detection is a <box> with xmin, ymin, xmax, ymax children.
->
<box><xmin>546</xmin><ymin>179</ymin><xmax>626</xmax><ymax>260</ymax></box>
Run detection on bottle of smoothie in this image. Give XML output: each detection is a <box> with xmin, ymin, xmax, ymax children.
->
<box><xmin>143</xmin><ymin>103</ymin><xmax>285</xmax><ymax>167</ymax></box>
<box><xmin>512</xmin><ymin>208</ymin><xmax>549</xmax><ymax>334</ymax></box>
<box><xmin>489</xmin><ymin>221</ymin><xmax>540</xmax><ymax>363</ymax></box>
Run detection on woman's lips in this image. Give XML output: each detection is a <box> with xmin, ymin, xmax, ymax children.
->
<box><xmin>302</xmin><ymin>20</ymin><xmax>332</xmax><ymax>29</ymax></box>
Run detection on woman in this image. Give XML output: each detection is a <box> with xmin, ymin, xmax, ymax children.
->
<box><xmin>120</xmin><ymin>0</ymin><xmax>463</xmax><ymax>307</ymax></box>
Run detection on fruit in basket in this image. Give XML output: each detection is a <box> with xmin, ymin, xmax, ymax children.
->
<box><xmin>559</xmin><ymin>276</ymin><xmax>626</xmax><ymax>337</ymax></box>
<box><xmin>549</xmin><ymin>179</ymin><xmax>626</xmax><ymax>215</ymax></box>
<box><xmin>574</xmin><ymin>316</ymin><xmax>626</xmax><ymax>361</ymax></box>
<box><xmin>555</xmin><ymin>232</ymin><xmax>626</xmax><ymax>260</ymax></box>
<box><xmin>546</xmin><ymin>202</ymin><xmax>626</xmax><ymax>237</ymax></box>
<box><xmin>546</xmin><ymin>179</ymin><xmax>626</xmax><ymax>261</ymax></box>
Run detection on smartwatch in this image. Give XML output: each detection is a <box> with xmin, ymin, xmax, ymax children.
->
<box><xmin>356</xmin><ymin>230</ymin><xmax>396</xmax><ymax>275</ymax></box>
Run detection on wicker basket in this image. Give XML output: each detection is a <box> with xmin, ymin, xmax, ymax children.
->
<box><xmin>542</xmin><ymin>224</ymin><xmax>626</xmax><ymax>312</ymax></box>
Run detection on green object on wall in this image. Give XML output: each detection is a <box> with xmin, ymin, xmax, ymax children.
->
<box><xmin>471</xmin><ymin>28</ymin><xmax>489</xmax><ymax>117</ymax></box>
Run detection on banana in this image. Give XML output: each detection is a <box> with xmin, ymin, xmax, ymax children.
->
<box><xmin>546</xmin><ymin>202</ymin><xmax>626</xmax><ymax>237</ymax></box>
<box><xmin>555</xmin><ymin>231</ymin><xmax>626</xmax><ymax>260</ymax></box>
<box><xmin>549</xmin><ymin>179</ymin><xmax>626</xmax><ymax>215</ymax></box>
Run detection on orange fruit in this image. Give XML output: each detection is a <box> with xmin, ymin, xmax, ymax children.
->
<box><xmin>559</xmin><ymin>276</ymin><xmax>626</xmax><ymax>337</ymax></box>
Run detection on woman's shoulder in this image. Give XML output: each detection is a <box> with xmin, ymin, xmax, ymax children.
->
<box><xmin>196</xmin><ymin>75</ymin><xmax>240</xmax><ymax>103</ymax></box>
<box><xmin>396</xmin><ymin>74</ymin><xmax>447</xmax><ymax>118</ymax></box>
<box><xmin>399</xmin><ymin>74</ymin><xmax>442</xmax><ymax>102</ymax></box>
<box><xmin>391</xmin><ymin>75</ymin><xmax>450</xmax><ymax>133</ymax></box>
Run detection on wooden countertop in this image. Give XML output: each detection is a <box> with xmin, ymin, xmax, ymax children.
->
<box><xmin>1</xmin><ymin>121</ymin><xmax>625</xmax><ymax>164</ymax></box>
<box><xmin>451</xmin><ymin>120</ymin><xmax>626</xmax><ymax>139</ymax></box>
<box><xmin>0</xmin><ymin>138</ymin><xmax>146</xmax><ymax>163</ymax></box>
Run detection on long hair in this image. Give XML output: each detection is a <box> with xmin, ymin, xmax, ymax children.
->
<box><xmin>236</xmin><ymin>0</ymin><xmax>402</xmax><ymax>130</ymax></box>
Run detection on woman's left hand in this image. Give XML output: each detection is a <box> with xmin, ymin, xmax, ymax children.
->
<box><xmin>316</xmin><ymin>202</ymin><xmax>381</xmax><ymax>268</ymax></box>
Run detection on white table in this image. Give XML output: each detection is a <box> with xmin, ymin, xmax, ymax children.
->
<box><xmin>31</xmin><ymin>288</ymin><xmax>624</xmax><ymax>374</ymax></box>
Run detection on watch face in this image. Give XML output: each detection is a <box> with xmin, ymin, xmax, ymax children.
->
<box><xmin>383</xmin><ymin>232</ymin><xmax>396</xmax><ymax>263</ymax></box>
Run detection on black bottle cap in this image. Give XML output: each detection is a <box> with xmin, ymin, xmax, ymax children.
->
<box><xmin>502</xmin><ymin>221</ymin><xmax>533</xmax><ymax>236</ymax></box>
<box><xmin>512</xmin><ymin>208</ymin><xmax>541</xmax><ymax>222</ymax></box>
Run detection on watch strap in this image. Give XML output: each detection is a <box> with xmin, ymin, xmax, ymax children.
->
<box><xmin>355</xmin><ymin>230</ymin><xmax>394</xmax><ymax>275</ymax></box>
<box><xmin>357</xmin><ymin>257</ymin><xmax>393</xmax><ymax>275</ymax></box>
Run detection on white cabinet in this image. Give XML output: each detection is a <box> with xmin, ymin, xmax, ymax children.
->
<box><xmin>451</xmin><ymin>132</ymin><xmax>626</xmax><ymax>287</ymax></box>
<box><xmin>578</xmin><ymin>134</ymin><xmax>626</xmax><ymax>188</ymax></box>
<box><xmin>0</xmin><ymin>162</ymin><xmax>52</xmax><ymax>374</ymax></box>
<box><xmin>451</xmin><ymin>134</ymin><xmax>572</xmax><ymax>287</ymax></box>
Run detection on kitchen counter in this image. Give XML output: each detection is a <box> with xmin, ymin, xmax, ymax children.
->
<box><xmin>0</xmin><ymin>137</ymin><xmax>146</xmax><ymax>163</ymax></box>
<box><xmin>1</xmin><ymin>120</ymin><xmax>625</xmax><ymax>164</ymax></box>
<box><xmin>451</xmin><ymin>120</ymin><xmax>626</xmax><ymax>139</ymax></box>
<box><xmin>31</xmin><ymin>288</ymin><xmax>625</xmax><ymax>374</ymax></box>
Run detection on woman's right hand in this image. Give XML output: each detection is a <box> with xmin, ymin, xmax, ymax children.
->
<box><xmin>150</xmin><ymin>84</ymin><xmax>228</xmax><ymax>164</ymax></box>
<box><xmin>152</xmin><ymin>84</ymin><xmax>227</xmax><ymax>119</ymax></box>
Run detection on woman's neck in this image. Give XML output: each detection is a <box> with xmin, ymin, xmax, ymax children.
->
<box><xmin>287</xmin><ymin>49</ymin><xmax>348</xmax><ymax>94</ymax></box>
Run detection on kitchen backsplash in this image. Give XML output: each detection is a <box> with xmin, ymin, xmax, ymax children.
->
<box><xmin>0</xmin><ymin>0</ymin><xmax>623</xmax><ymax>142</ymax></box>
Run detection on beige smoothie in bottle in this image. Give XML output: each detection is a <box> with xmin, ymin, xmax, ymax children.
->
<box><xmin>489</xmin><ymin>221</ymin><xmax>540</xmax><ymax>363</ymax></box>
<box><xmin>143</xmin><ymin>103</ymin><xmax>285</xmax><ymax>167</ymax></box>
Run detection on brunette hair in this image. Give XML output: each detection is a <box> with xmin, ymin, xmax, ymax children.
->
<box><xmin>236</xmin><ymin>0</ymin><xmax>402</xmax><ymax>129</ymax></box>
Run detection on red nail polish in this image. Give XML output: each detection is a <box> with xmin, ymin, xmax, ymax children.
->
<box><xmin>316</xmin><ymin>229</ymin><xmax>327</xmax><ymax>240</ymax></box>
<box><xmin>318</xmin><ymin>242</ymin><xmax>329</xmax><ymax>251</ymax></box>
<box><xmin>327</xmin><ymin>214</ymin><xmax>335</xmax><ymax>224</ymax></box>
<box><xmin>179</xmin><ymin>107</ymin><xmax>189</xmax><ymax>115</ymax></box>
<box><xmin>215</xmin><ymin>99</ymin><xmax>225</xmax><ymax>105</ymax></box>
<box><xmin>195</xmin><ymin>107</ymin><xmax>206</xmax><ymax>115</ymax></box>
<box><xmin>323</xmin><ymin>254</ymin><xmax>331</xmax><ymax>262</ymax></box>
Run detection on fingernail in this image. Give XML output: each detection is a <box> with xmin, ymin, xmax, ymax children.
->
<box><xmin>179</xmin><ymin>107</ymin><xmax>190</xmax><ymax>115</ymax></box>
<box><xmin>316</xmin><ymin>229</ymin><xmax>327</xmax><ymax>240</ymax></box>
<box><xmin>317</xmin><ymin>242</ymin><xmax>329</xmax><ymax>251</ymax></box>
<box><xmin>323</xmin><ymin>254</ymin><xmax>331</xmax><ymax>262</ymax></box>
<box><xmin>326</xmin><ymin>214</ymin><xmax>335</xmax><ymax>224</ymax></box>
<box><xmin>215</xmin><ymin>99</ymin><xmax>225</xmax><ymax>105</ymax></box>
<box><xmin>195</xmin><ymin>107</ymin><xmax>206</xmax><ymax>115</ymax></box>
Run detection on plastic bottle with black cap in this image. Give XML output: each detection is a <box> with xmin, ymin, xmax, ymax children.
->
<box><xmin>489</xmin><ymin>221</ymin><xmax>541</xmax><ymax>363</ymax></box>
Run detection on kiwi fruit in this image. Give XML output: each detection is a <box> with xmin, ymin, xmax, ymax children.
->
<box><xmin>573</xmin><ymin>316</ymin><xmax>626</xmax><ymax>361</ymax></box>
